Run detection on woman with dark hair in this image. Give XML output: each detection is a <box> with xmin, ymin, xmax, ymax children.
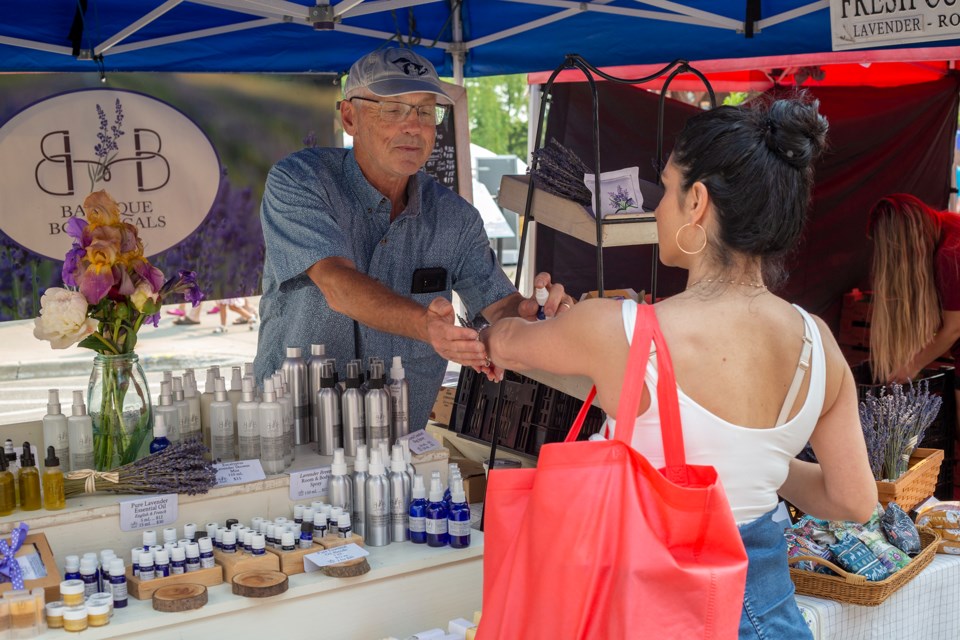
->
<box><xmin>867</xmin><ymin>193</ymin><xmax>960</xmax><ymax>384</ymax></box>
<box><xmin>481</xmin><ymin>97</ymin><xmax>876</xmax><ymax>639</ymax></box>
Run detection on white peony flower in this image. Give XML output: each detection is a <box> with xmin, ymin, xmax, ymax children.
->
<box><xmin>33</xmin><ymin>287</ymin><xmax>98</xmax><ymax>349</ymax></box>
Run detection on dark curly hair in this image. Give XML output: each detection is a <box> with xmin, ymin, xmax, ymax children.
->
<box><xmin>670</xmin><ymin>93</ymin><xmax>828</xmax><ymax>287</ymax></box>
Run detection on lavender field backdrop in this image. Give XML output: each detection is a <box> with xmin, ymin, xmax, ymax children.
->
<box><xmin>0</xmin><ymin>72</ymin><xmax>339</xmax><ymax>321</ymax></box>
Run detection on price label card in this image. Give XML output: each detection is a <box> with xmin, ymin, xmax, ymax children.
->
<box><xmin>398</xmin><ymin>430</ymin><xmax>442</xmax><ymax>456</ymax></box>
<box><xmin>214</xmin><ymin>460</ymin><xmax>266</xmax><ymax>487</ymax></box>
<box><xmin>303</xmin><ymin>543</ymin><xmax>370</xmax><ymax>572</ymax></box>
<box><xmin>289</xmin><ymin>466</ymin><xmax>331</xmax><ymax>501</ymax></box>
<box><xmin>119</xmin><ymin>494</ymin><xmax>178</xmax><ymax>532</ymax></box>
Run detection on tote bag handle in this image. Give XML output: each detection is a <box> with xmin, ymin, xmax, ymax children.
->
<box><xmin>562</xmin><ymin>304</ymin><xmax>687</xmax><ymax>482</ymax></box>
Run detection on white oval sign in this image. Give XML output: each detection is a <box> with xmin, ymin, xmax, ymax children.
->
<box><xmin>0</xmin><ymin>89</ymin><xmax>220</xmax><ymax>260</ymax></box>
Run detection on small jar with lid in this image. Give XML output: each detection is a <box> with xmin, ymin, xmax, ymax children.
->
<box><xmin>87</xmin><ymin>600</ymin><xmax>110</xmax><ymax>627</ymax></box>
<box><xmin>62</xmin><ymin>605</ymin><xmax>88</xmax><ymax>632</ymax></box>
<box><xmin>87</xmin><ymin>592</ymin><xmax>114</xmax><ymax>616</ymax></box>
<box><xmin>59</xmin><ymin>579</ymin><xmax>85</xmax><ymax>606</ymax></box>
<box><xmin>45</xmin><ymin>601</ymin><xmax>66</xmax><ymax>629</ymax></box>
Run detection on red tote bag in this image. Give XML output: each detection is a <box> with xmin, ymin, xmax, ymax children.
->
<box><xmin>478</xmin><ymin>304</ymin><xmax>748</xmax><ymax>640</ymax></box>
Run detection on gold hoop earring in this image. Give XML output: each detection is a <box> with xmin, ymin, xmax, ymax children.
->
<box><xmin>675</xmin><ymin>223</ymin><xmax>707</xmax><ymax>255</ymax></box>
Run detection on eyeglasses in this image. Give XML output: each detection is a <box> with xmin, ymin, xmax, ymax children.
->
<box><xmin>346</xmin><ymin>96</ymin><xmax>447</xmax><ymax>126</ymax></box>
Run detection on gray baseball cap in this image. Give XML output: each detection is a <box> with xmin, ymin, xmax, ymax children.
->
<box><xmin>344</xmin><ymin>48</ymin><xmax>453</xmax><ymax>105</ymax></box>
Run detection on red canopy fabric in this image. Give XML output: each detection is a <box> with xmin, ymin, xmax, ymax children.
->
<box><xmin>527</xmin><ymin>47</ymin><xmax>960</xmax><ymax>92</ymax></box>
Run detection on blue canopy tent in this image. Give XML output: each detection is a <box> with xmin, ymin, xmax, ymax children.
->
<box><xmin>3</xmin><ymin>1</ymin><xmax>960</xmax><ymax>77</ymax></box>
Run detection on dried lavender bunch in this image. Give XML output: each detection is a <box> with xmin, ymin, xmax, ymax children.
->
<box><xmin>65</xmin><ymin>438</ymin><xmax>218</xmax><ymax>498</ymax></box>
<box><xmin>530</xmin><ymin>139</ymin><xmax>593</xmax><ymax>205</ymax></box>
<box><xmin>859</xmin><ymin>380</ymin><xmax>943</xmax><ymax>481</ymax></box>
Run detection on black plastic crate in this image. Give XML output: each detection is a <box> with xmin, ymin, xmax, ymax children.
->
<box><xmin>449</xmin><ymin>365</ymin><xmax>607</xmax><ymax>458</ymax></box>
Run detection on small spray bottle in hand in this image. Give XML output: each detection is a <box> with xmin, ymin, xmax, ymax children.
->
<box><xmin>535</xmin><ymin>286</ymin><xmax>548</xmax><ymax>321</ymax></box>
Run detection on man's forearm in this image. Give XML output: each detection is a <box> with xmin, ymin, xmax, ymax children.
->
<box><xmin>307</xmin><ymin>258</ymin><xmax>428</xmax><ymax>343</ymax></box>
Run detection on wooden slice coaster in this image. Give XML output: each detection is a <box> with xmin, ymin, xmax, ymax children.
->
<box><xmin>152</xmin><ymin>584</ymin><xmax>208</xmax><ymax>612</ymax></box>
<box><xmin>321</xmin><ymin>557</ymin><xmax>371</xmax><ymax>578</ymax></box>
<box><xmin>232</xmin><ymin>570</ymin><xmax>289</xmax><ymax>598</ymax></box>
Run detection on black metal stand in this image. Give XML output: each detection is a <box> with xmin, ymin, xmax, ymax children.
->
<box><xmin>513</xmin><ymin>54</ymin><xmax>716</xmax><ymax>300</ymax></box>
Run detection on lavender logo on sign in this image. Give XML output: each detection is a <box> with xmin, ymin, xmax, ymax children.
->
<box><xmin>36</xmin><ymin>98</ymin><xmax>170</xmax><ymax>197</ymax></box>
<box><xmin>0</xmin><ymin>88</ymin><xmax>220</xmax><ymax>261</ymax></box>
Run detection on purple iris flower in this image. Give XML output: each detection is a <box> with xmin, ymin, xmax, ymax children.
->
<box><xmin>160</xmin><ymin>270</ymin><xmax>204</xmax><ymax>306</ymax></box>
<box><xmin>144</xmin><ymin>312</ymin><xmax>161</xmax><ymax>328</ymax></box>
<box><xmin>64</xmin><ymin>217</ymin><xmax>87</xmax><ymax>239</ymax></box>
<box><xmin>61</xmin><ymin>246</ymin><xmax>85</xmax><ymax>287</ymax></box>
<box><xmin>134</xmin><ymin>261</ymin><xmax>165</xmax><ymax>293</ymax></box>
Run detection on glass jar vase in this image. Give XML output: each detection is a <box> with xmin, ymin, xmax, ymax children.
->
<box><xmin>87</xmin><ymin>353</ymin><xmax>153</xmax><ymax>471</ymax></box>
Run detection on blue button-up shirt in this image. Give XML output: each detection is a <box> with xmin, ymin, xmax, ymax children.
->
<box><xmin>255</xmin><ymin>147</ymin><xmax>516</xmax><ymax>432</ymax></box>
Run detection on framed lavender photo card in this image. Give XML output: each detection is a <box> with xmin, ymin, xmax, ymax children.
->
<box><xmin>583</xmin><ymin>167</ymin><xmax>644</xmax><ymax>218</ymax></box>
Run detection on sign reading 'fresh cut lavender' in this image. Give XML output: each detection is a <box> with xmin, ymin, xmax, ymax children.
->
<box><xmin>0</xmin><ymin>88</ymin><xmax>220</xmax><ymax>260</ymax></box>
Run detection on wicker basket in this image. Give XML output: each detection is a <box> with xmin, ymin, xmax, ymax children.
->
<box><xmin>788</xmin><ymin>528</ymin><xmax>940</xmax><ymax>606</ymax></box>
<box><xmin>876</xmin><ymin>448</ymin><xmax>944</xmax><ymax>512</ymax></box>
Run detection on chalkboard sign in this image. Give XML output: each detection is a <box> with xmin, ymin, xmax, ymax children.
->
<box><xmin>424</xmin><ymin>110</ymin><xmax>458</xmax><ymax>191</ymax></box>
<box><xmin>422</xmin><ymin>81</ymin><xmax>471</xmax><ymax>199</ymax></box>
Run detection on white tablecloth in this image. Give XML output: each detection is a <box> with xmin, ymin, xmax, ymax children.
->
<box><xmin>795</xmin><ymin>554</ymin><xmax>960</xmax><ymax>640</ymax></box>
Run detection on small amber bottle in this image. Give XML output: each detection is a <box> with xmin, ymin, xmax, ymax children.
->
<box><xmin>0</xmin><ymin>452</ymin><xmax>15</xmax><ymax>516</ymax></box>
<box><xmin>42</xmin><ymin>446</ymin><xmax>65</xmax><ymax>511</ymax></box>
<box><xmin>17</xmin><ymin>443</ymin><xmax>41</xmax><ymax>511</ymax></box>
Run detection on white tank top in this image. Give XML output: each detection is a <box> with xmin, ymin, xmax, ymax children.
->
<box><xmin>604</xmin><ymin>300</ymin><xmax>825</xmax><ymax>524</ymax></box>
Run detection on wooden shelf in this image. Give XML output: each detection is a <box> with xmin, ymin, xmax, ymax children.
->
<box><xmin>499</xmin><ymin>174</ymin><xmax>658</xmax><ymax>247</ymax></box>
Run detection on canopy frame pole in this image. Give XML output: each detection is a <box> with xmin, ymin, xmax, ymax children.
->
<box><xmin>95</xmin><ymin>0</ymin><xmax>185</xmax><ymax>56</ymax></box>
<box><xmin>757</xmin><ymin>0</ymin><xmax>828</xmax><ymax>31</ymax></box>
<box><xmin>107</xmin><ymin>18</ymin><xmax>277</xmax><ymax>56</ymax></box>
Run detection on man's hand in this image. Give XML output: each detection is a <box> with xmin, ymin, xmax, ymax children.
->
<box><xmin>425</xmin><ymin>298</ymin><xmax>489</xmax><ymax>368</ymax></box>
<box><xmin>516</xmin><ymin>272</ymin><xmax>576</xmax><ymax>319</ymax></box>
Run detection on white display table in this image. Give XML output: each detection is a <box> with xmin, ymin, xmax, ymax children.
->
<box><xmin>796</xmin><ymin>554</ymin><xmax>960</xmax><ymax>640</ymax></box>
<box><xmin>0</xmin><ymin>443</ymin><xmax>483</xmax><ymax>639</ymax></box>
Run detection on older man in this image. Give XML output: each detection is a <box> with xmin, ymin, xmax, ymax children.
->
<box><xmin>254</xmin><ymin>48</ymin><xmax>571</xmax><ymax>433</ymax></box>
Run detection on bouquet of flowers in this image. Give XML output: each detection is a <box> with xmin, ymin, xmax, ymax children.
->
<box><xmin>33</xmin><ymin>190</ymin><xmax>203</xmax><ymax>469</ymax></box>
<box><xmin>859</xmin><ymin>381</ymin><xmax>943</xmax><ymax>481</ymax></box>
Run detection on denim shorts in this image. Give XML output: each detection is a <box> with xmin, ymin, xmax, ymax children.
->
<box><xmin>737</xmin><ymin>508</ymin><xmax>812</xmax><ymax>640</ymax></box>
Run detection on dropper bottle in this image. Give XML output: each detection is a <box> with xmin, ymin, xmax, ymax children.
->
<box><xmin>18</xmin><ymin>443</ymin><xmax>41</xmax><ymax>511</ymax></box>
<box><xmin>0</xmin><ymin>452</ymin><xmax>16</xmax><ymax>516</ymax></box>
<box><xmin>42</xmin><ymin>446</ymin><xmax>66</xmax><ymax>510</ymax></box>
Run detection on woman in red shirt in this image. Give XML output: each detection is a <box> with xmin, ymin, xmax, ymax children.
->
<box><xmin>868</xmin><ymin>194</ymin><xmax>960</xmax><ymax>388</ymax></box>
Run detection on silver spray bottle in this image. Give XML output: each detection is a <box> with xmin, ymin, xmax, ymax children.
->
<box><xmin>387</xmin><ymin>356</ymin><xmax>410</xmax><ymax>441</ymax></box>
<box><xmin>341</xmin><ymin>362</ymin><xmax>365</xmax><ymax>457</ymax></box>
<box><xmin>328</xmin><ymin>448</ymin><xmax>352</xmax><ymax>514</ymax></box>
<box><xmin>364</xmin><ymin>361</ymin><xmax>391</xmax><ymax>453</ymax></box>
<box><xmin>317</xmin><ymin>362</ymin><xmax>342</xmax><ymax>456</ymax></box>
<box><xmin>236</xmin><ymin>377</ymin><xmax>260</xmax><ymax>461</ymax></box>
<box><xmin>281</xmin><ymin>347</ymin><xmax>310</xmax><ymax>446</ymax></box>
<box><xmin>364</xmin><ymin>449</ymin><xmax>391</xmax><ymax>546</ymax></box>
<box><xmin>389</xmin><ymin>444</ymin><xmax>412</xmax><ymax>542</ymax></box>
<box><xmin>352</xmin><ymin>444</ymin><xmax>369</xmax><ymax>539</ymax></box>
<box><xmin>307</xmin><ymin>344</ymin><xmax>326</xmax><ymax>444</ymax></box>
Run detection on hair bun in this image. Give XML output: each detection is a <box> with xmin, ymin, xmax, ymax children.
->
<box><xmin>761</xmin><ymin>97</ymin><xmax>828</xmax><ymax>169</ymax></box>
